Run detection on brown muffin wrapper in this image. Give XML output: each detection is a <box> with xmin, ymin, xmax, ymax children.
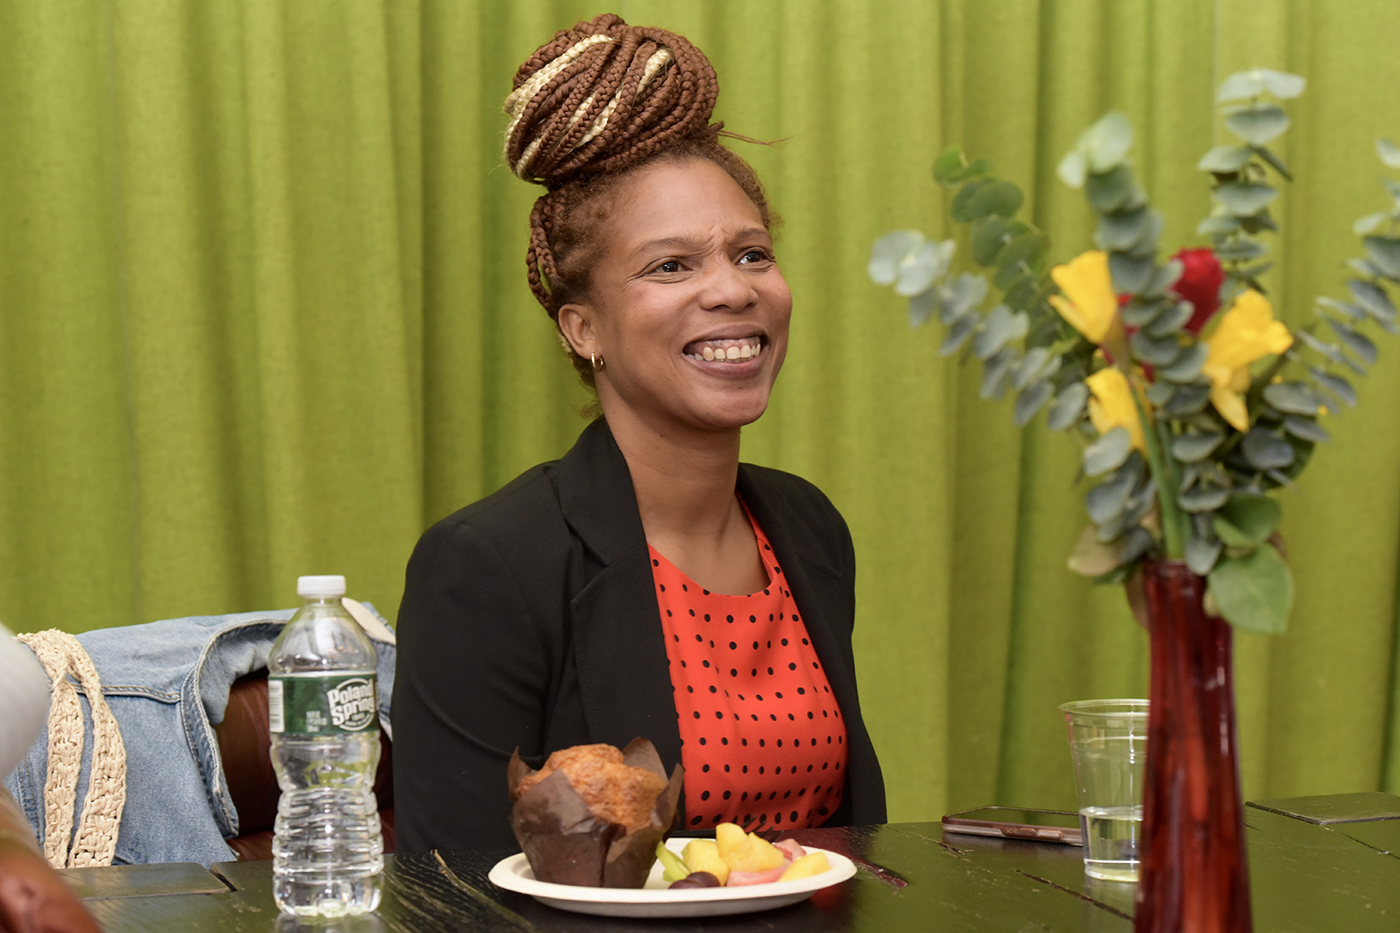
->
<box><xmin>508</xmin><ymin>738</ymin><xmax>685</xmax><ymax>888</ymax></box>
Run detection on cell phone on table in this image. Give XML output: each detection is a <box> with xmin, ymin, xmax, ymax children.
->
<box><xmin>941</xmin><ymin>806</ymin><xmax>1083</xmax><ymax>846</ymax></box>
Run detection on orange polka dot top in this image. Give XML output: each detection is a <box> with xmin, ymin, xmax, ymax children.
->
<box><xmin>651</xmin><ymin>506</ymin><xmax>847</xmax><ymax>832</ymax></box>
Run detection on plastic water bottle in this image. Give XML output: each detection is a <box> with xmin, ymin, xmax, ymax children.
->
<box><xmin>268</xmin><ymin>575</ymin><xmax>383</xmax><ymax>916</ymax></box>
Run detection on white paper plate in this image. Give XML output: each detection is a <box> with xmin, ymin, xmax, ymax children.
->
<box><xmin>487</xmin><ymin>839</ymin><xmax>856</xmax><ymax>918</ymax></box>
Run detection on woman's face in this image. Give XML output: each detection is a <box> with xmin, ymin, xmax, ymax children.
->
<box><xmin>560</xmin><ymin>157</ymin><xmax>792</xmax><ymax>437</ymax></box>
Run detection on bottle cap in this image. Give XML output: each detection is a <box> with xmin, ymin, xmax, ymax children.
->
<box><xmin>297</xmin><ymin>575</ymin><xmax>347</xmax><ymax>598</ymax></box>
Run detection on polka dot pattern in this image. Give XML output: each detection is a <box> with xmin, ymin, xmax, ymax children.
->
<box><xmin>654</xmin><ymin>508</ymin><xmax>847</xmax><ymax>831</ymax></box>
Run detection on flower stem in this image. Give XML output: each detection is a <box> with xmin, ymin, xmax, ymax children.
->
<box><xmin>1131</xmin><ymin>386</ymin><xmax>1187</xmax><ymax>559</ymax></box>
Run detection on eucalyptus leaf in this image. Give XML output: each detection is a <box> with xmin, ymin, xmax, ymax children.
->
<box><xmin>1327</xmin><ymin>319</ymin><xmax>1378</xmax><ymax>366</ymax></box>
<box><xmin>974</xmin><ymin>305</ymin><xmax>1017</xmax><ymax>360</ymax></box>
<box><xmin>1157</xmin><ymin>343</ymin><xmax>1209</xmax><ymax>382</ymax></box>
<box><xmin>1057</xmin><ymin>149</ymin><xmax>1087</xmax><ymax>189</ymax></box>
<box><xmin>1208</xmin><ymin>546</ymin><xmax>1293</xmax><ymax>634</ymax></box>
<box><xmin>1047</xmin><ymin>382</ymin><xmax>1089</xmax><ymax>430</ymax></box>
<box><xmin>1224</xmin><ymin>105</ymin><xmax>1289</xmax><ymax>146</ymax></box>
<box><xmin>1081</xmin><ymin>111</ymin><xmax>1135</xmax><ymax>173</ymax></box>
<box><xmin>1013</xmin><ymin>347</ymin><xmax>1052</xmax><ymax>390</ymax></box>
<box><xmin>1253</xmin><ymin>145</ymin><xmax>1293</xmax><ymax>181</ymax></box>
<box><xmin>1098</xmin><ymin>208</ymin><xmax>1152</xmax><ymax>251</ymax></box>
<box><xmin>1378</xmin><ymin>138</ymin><xmax>1400</xmax><ymax>170</ymax></box>
<box><xmin>1084</xmin><ymin>427</ymin><xmax>1133</xmax><ymax>476</ymax></box>
<box><xmin>1295</xmin><ymin>330</ymin><xmax>1357</xmax><ymax>372</ymax></box>
<box><xmin>1348</xmin><ymin>279</ymin><xmax>1399</xmax><ymax>327</ymax></box>
<box><xmin>1363</xmin><ymin>236</ymin><xmax>1400</xmax><ymax>279</ymax></box>
<box><xmin>967</xmin><ymin>180</ymin><xmax>1025</xmax><ymax>220</ymax></box>
<box><xmin>940</xmin><ymin>314</ymin><xmax>978</xmax><ymax>356</ymax></box>
<box><xmin>1087</xmin><ymin>165</ymin><xmax>1138</xmax><ymax>213</ymax></box>
<box><xmin>980</xmin><ymin>346</ymin><xmax>1017</xmax><ymax>400</ymax></box>
<box><xmin>1354</xmin><ymin>212</ymin><xmax>1388</xmax><ymax>236</ymax></box>
<box><xmin>1178</xmin><ymin>484</ymin><xmax>1231</xmax><ymax>513</ymax></box>
<box><xmin>1145</xmin><ymin>381</ymin><xmax>1175</xmax><ymax>406</ymax></box>
<box><xmin>943</xmin><ymin>273</ymin><xmax>989</xmax><ymax>323</ymax></box>
<box><xmin>1131</xmin><ymin>331</ymin><xmax>1184</xmax><ymax>366</ymax></box>
<box><xmin>1122</xmin><ymin>212</ymin><xmax>1164</xmax><ymax>259</ymax></box>
<box><xmin>1085</xmin><ymin>458</ymin><xmax>1142</xmax><ymax>524</ymax></box>
<box><xmin>1216</xmin><ymin>70</ymin><xmax>1268</xmax><ymax>102</ymax></box>
<box><xmin>895</xmin><ymin>239</ymin><xmax>956</xmax><ymax>296</ymax></box>
<box><xmin>1215</xmin><ymin>183</ymin><xmax>1278</xmax><ymax>217</ymax></box>
<box><xmin>972</xmin><ymin>216</ymin><xmax>1011</xmax><ymax>266</ymax></box>
<box><xmin>1171</xmin><ymin>431</ymin><xmax>1225</xmax><ymax>463</ymax></box>
<box><xmin>1118</xmin><ymin>526</ymin><xmax>1156</xmax><ymax>565</ymax></box>
<box><xmin>995</xmin><ymin>263</ymin><xmax>1033</xmax><ymax>292</ymax></box>
<box><xmin>1067</xmin><ymin>523</ymin><xmax>1121</xmax><ymax>577</ymax></box>
<box><xmin>1013</xmin><ymin>380</ymin><xmax>1055</xmax><ymax>427</ymax></box>
<box><xmin>1213</xmin><ymin>237</ymin><xmax>1268</xmax><ymax>262</ymax></box>
<box><xmin>1198</xmin><ymin>215</ymin><xmax>1243</xmax><ymax>237</ymax></box>
<box><xmin>1241</xmin><ymin>429</ymin><xmax>1296</xmax><ymax>470</ymax></box>
<box><xmin>1163</xmin><ymin>384</ymin><xmax>1213</xmax><ymax>416</ymax></box>
<box><xmin>1212</xmin><ymin>516</ymin><xmax>1257</xmax><ymax>549</ymax></box>
<box><xmin>1197</xmin><ymin>144</ymin><xmax>1254</xmax><ymax>173</ymax></box>
<box><xmin>1003</xmin><ymin>276</ymin><xmax>1039</xmax><ymax>312</ymax></box>
<box><xmin>1264</xmin><ymin>468</ymin><xmax>1296</xmax><ymax>489</ymax></box>
<box><xmin>1108</xmin><ymin>253</ymin><xmax>1155</xmax><ymax>294</ymax></box>
<box><xmin>934</xmin><ymin>146</ymin><xmax>968</xmax><ymax>183</ymax></box>
<box><xmin>1218</xmin><ymin>493</ymin><xmax>1281</xmax><ymax>542</ymax></box>
<box><xmin>950</xmin><ymin>180</ymin><xmax>987</xmax><ymax>223</ymax></box>
<box><xmin>908</xmin><ymin>289</ymin><xmax>939</xmax><ymax>328</ymax></box>
<box><xmin>1186</xmin><ymin>530</ymin><xmax>1224</xmax><ymax>576</ymax></box>
<box><xmin>1262</xmin><ymin>382</ymin><xmax>1325</xmax><ymax>415</ymax></box>
<box><xmin>1145</xmin><ymin>301</ymin><xmax>1195</xmax><ymax>337</ymax></box>
<box><xmin>1316</xmin><ymin>296</ymin><xmax>1366</xmax><ymax>322</ymax></box>
<box><xmin>1259</xmin><ymin>70</ymin><xmax>1306</xmax><ymax>99</ymax></box>
<box><xmin>1282</xmin><ymin>415</ymin><xmax>1330</xmax><ymax>443</ymax></box>
<box><xmin>1122</xmin><ymin>297</ymin><xmax>1168</xmax><ymax>328</ymax></box>
<box><xmin>869</xmin><ymin>230</ymin><xmax>923</xmax><ymax>285</ymax></box>
<box><xmin>1217</xmin><ymin>69</ymin><xmax>1304</xmax><ymax>101</ymax></box>
<box><xmin>996</xmin><ymin>231</ymin><xmax>1050</xmax><ymax>270</ymax></box>
<box><xmin>1143</xmin><ymin>260</ymin><xmax>1185</xmax><ymax>297</ymax></box>
<box><xmin>1347</xmin><ymin>258</ymin><xmax>1386</xmax><ymax>281</ymax></box>
<box><xmin>1310</xmin><ymin>368</ymin><xmax>1357</xmax><ymax>407</ymax></box>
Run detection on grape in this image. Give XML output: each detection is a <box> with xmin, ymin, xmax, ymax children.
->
<box><xmin>669</xmin><ymin>871</ymin><xmax>721</xmax><ymax>889</ymax></box>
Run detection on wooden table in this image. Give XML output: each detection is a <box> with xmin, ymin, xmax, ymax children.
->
<box><xmin>62</xmin><ymin>793</ymin><xmax>1400</xmax><ymax>932</ymax></box>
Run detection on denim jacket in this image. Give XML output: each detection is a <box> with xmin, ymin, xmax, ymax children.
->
<box><xmin>2</xmin><ymin>606</ymin><xmax>396</xmax><ymax>867</ymax></box>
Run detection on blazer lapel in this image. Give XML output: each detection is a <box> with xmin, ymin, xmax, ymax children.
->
<box><xmin>556</xmin><ymin>420</ymin><xmax>685</xmax><ymax>772</ymax></box>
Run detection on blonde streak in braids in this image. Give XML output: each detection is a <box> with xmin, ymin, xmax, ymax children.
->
<box><xmin>504</xmin><ymin>33</ymin><xmax>614</xmax><ymax>178</ymax></box>
<box><xmin>526</xmin><ymin>196</ymin><xmax>562</xmax><ymax>313</ymax></box>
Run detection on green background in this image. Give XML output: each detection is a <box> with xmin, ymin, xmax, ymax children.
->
<box><xmin>4</xmin><ymin>0</ymin><xmax>1400</xmax><ymax>822</ymax></box>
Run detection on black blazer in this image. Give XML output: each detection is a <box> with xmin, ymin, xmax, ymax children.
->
<box><xmin>392</xmin><ymin>419</ymin><xmax>886</xmax><ymax>854</ymax></box>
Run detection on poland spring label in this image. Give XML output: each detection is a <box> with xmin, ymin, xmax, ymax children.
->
<box><xmin>268</xmin><ymin>673</ymin><xmax>378</xmax><ymax>735</ymax></box>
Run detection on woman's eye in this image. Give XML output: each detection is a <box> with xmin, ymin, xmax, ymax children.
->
<box><xmin>653</xmin><ymin>259</ymin><xmax>682</xmax><ymax>274</ymax></box>
<box><xmin>739</xmin><ymin>249</ymin><xmax>771</xmax><ymax>265</ymax></box>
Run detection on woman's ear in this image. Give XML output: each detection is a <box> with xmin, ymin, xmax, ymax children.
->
<box><xmin>557</xmin><ymin>302</ymin><xmax>599</xmax><ymax>361</ymax></box>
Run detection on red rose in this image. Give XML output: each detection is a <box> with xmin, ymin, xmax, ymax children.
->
<box><xmin>1170</xmin><ymin>248</ymin><xmax>1224</xmax><ymax>334</ymax></box>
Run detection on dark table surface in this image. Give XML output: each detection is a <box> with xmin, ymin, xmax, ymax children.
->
<box><xmin>61</xmin><ymin>793</ymin><xmax>1400</xmax><ymax>932</ymax></box>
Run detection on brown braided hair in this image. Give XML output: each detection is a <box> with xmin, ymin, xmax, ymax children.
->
<box><xmin>504</xmin><ymin>13</ymin><xmax>774</xmax><ymax>387</ymax></box>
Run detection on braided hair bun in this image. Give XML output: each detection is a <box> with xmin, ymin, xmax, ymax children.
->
<box><xmin>504</xmin><ymin>13</ymin><xmax>719</xmax><ymax>187</ymax></box>
<box><xmin>504</xmin><ymin>14</ymin><xmax>772</xmax><ymax>387</ymax></box>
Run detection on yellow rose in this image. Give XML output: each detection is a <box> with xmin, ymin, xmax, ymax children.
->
<box><xmin>1201</xmin><ymin>290</ymin><xmax>1293</xmax><ymax>432</ymax></box>
<box><xmin>1049</xmin><ymin>251</ymin><xmax>1118</xmax><ymax>344</ymax></box>
<box><xmin>1085</xmin><ymin>367</ymin><xmax>1146</xmax><ymax>452</ymax></box>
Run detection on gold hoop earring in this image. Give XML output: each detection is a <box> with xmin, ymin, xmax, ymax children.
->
<box><xmin>591</xmin><ymin>352</ymin><xmax>605</xmax><ymax>372</ymax></box>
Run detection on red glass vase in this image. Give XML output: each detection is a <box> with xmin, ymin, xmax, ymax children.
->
<box><xmin>1135</xmin><ymin>560</ymin><xmax>1252</xmax><ymax>933</ymax></box>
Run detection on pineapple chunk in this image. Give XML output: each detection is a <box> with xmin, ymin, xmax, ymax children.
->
<box><xmin>682</xmin><ymin>839</ymin><xmax>730</xmax><ymax>886</ymax></box>
<box><xmin>725</xmin><ymin>831</ymin><xmax>786</xmax><ymax>873</ymax></box>
<box><xmin>715</xmin><ymin>822</ymin><xmax>747</xmax><ymax>862</ymax></box>
<box><xmin>778</xmin><ymin>851</ymin><xmax>831</xmax><ymax>882</ymax></box>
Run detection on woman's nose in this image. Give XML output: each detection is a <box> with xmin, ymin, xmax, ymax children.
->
<box><xmin>699</xmin><ymin>261</ymin><xmax>759</xmax><ymax>312</ymax></box>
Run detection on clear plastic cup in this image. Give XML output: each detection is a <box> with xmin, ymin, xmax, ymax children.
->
<box><xmin>1059</xmin><ymin>699</ymin><xmax>1148</xmax><ymax>882</ymax></box>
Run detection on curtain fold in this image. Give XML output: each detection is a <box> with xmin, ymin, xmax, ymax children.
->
<box><xmin>3</xmin><ymin>0</ymin><xmax>1399</xmax><ymax>821</ymax></box>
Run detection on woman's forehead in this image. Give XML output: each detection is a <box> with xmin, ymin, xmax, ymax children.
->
<box><xmin>605</xmin><ymin>158</ymin><xmax>767</xmax><ymax>251</ymax></box>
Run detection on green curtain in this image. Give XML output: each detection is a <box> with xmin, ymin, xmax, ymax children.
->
<box><xmin>4</xmin><ymin>0</ymin><xmax>1400</xmax><ymax>823</ymax></box>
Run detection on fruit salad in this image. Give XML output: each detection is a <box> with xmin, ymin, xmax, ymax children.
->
<box><xmin>655</xmin><ymin>823</ymin><xmax>832</xmax><ymax>888</ymax></box>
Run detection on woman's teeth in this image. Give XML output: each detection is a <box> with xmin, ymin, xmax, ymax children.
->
<box><xmin>687</xmin><ymin>339</ymin><xmax>762</xmax><ymax>361</ymax></box>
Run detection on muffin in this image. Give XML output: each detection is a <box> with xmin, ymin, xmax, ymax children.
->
<box><xmin>507</xmin><ymin>738</ymin><xmax>684</xmax><ymax>887</ymax></box>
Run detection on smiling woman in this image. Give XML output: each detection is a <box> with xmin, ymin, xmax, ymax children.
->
<box><xmin>391</xmin><ymin>13</ymin><xmax>886</xmax><ymax>855</ymax></box>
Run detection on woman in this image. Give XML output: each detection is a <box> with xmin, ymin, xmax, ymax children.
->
<box><xmin>393</xmin><ymin>14</ymin><xmax>885</xmax><ymax>855</ymax></box>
